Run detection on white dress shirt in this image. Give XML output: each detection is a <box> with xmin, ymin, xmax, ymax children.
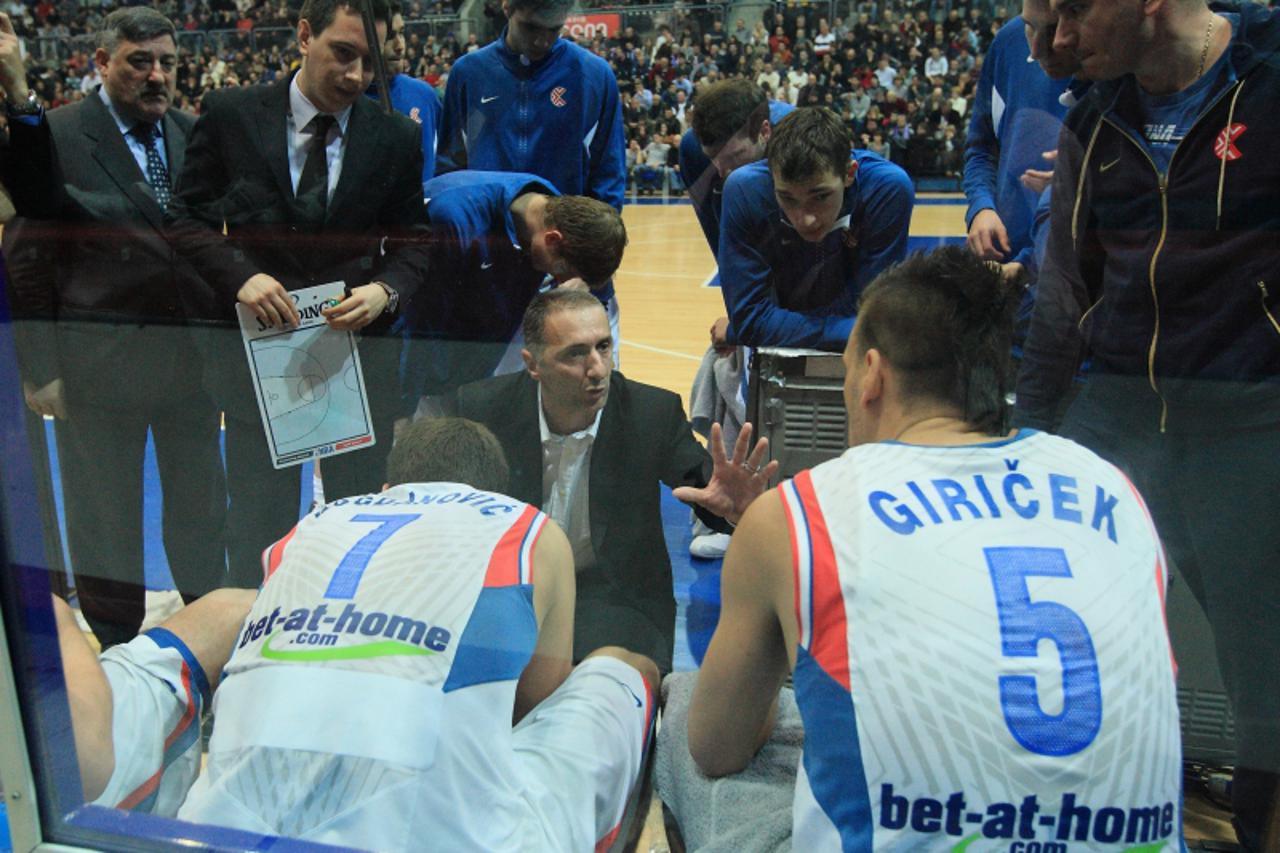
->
<box><xmin>539</xmin><ymin>387</ymin><xmax>602</xmax><ymax>572</ymax></box>
<box><xmin>99</xmin><ymin>87</ymin><xmax>167</xmax><ymax>177</ymax></box>
<box><xmin>287</xmin><ymin>76</ymin><xmax>352</xmax><ymax>201</ymax></box>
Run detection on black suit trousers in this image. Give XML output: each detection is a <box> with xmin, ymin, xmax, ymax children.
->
<box><xmin>55</xmin><ymin>382</ymin><xmax>226</xmax><ymax>647</ymax></box>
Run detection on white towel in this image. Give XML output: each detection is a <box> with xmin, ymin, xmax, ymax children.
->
<box><xmin>654</xmin><ymin>671</ymin><xmax>801</xmax><ymax>852</ymax></box>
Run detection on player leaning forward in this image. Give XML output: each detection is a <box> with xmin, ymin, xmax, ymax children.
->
<box><xmin>177</xmin><ymin>417</ymin><xmax>658</xmax><ymax>851</ymax></box>
<box><xmin>681</xmin><ymin>247</ymin><xmax>1184</xmax><ymax>850</ymax></box>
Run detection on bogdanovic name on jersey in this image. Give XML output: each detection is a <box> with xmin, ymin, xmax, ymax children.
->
<box><xmin>867</xmin><ymin>462</ymin><xmax>1121</xmax><ymax>544</ymax></box>
<box><xmin>880</xmin><ymin>784</ymin><xmax>1178</xmax><ymax>849</ymax></box>
<box><xmin>235</xmin><ymin>601</ymin><xmax>454</xmax><ymax>657</ymax></box>
<box><xmin>313</xmin><ymin>488</ymin><xmax>520</xmax><ymax>519</ymax></box>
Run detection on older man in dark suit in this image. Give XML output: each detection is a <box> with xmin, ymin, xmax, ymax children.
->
<box><xmin>0</xmin><ymin>7</ymin><xmax>227</xmax><ymax>648</ymax></box>
<box><xmin>454</xmin><ymin>289</ymin><xmax>773</xmax><ymax>672</ymax></box>
<box><xmin>166</xmin><ymin>0</ymin><xmax>430</xmax><ymax>586</ymax></box>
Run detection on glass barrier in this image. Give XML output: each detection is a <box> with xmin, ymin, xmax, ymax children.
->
<box><xmin>0</xmin><ymin>1</ymin><xmax>1274</xmax><ymax>850</ymax></box>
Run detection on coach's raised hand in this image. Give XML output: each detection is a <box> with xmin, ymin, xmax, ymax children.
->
<box><xmin>673</xmin><ymin>422</ymin><xmax>778</xmax><ymax>525</ymax></box>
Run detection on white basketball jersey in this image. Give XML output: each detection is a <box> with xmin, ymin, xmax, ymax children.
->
<box><xmin>778</xmin><ymin>429</ymin><xmax>1183</xmax><ymax>852</ymax></box>
<box><xmin>178</xmin><ymin>483</ymin><xmax>551</xmax><ymax>851</ymax></box>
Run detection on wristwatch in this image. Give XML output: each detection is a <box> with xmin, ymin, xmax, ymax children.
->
<box><xmin>6</xmin><ymin>89</ymin><xmax>40</xmax><ymax>117</ymax></box>
<box><xmin>377</xmin><ymin>282</ymin><xmax>399</xmax><ymax>315</ymax></box>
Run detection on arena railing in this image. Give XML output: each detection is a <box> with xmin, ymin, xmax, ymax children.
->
<box><xmin>25</xmin><ymin>17</ymin><xmax>461</xmax><ymax>65</ymax></box>
<box><xmin>402</xmin><ymin>15</ymin><xmax>466</xmax><ymax>43</ymax></box>
<box><xmin>564</xmin><ymin>3</ymin><xmax>727</xmax><ymax>44</ymax></box>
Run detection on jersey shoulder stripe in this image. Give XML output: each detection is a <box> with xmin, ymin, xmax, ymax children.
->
<box><xmin>789</xmin><ymin>470</ymin><xmax>850</xmax><ymax>692</ymax></box>
<box><xmin>517</xmin><ymin>509</ymin><xmax>547</xmax><ymax>586</ymax></box>
<box><xmin>1114</xmin><ymin>465</ymin><xmax>1178</xmax><ymax>676</ymax></box>
<box><xmin>484</xmin><ymin>504</ymin><xmax>543</xmax><ymax>588</ymax></box>
<box><xmin>262</xmin><ymin>523</ymin><xmax>300</xmax><ymax>585</ymax></box>
<box><xmin>779</xmin><ymin>479</ymin><xmax>814</xmax><ymax>649</ymax></box>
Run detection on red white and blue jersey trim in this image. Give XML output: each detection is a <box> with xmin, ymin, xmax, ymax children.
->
<box><xmin>261</xmin><ymin>523</ymin><xmax>299</xmax><ymax>585</ymax></box>
<box><xmin>484</xmin><ymin>504</ymin><xmax>547</xmax><ymax>588</ymax></box>
<box><xmin>443</xmin><ymin>506</ymin><xmax>546</xmax><ymax>693</ymax></box>
<box><xmin>1111</xmin><ymin>463</ymin><xmax>1178</xmax><ymax>677</ymax></box>
<box><xmin>780</xmin><ymin>471</ymin><xmax>874</xmax><ymax>851</ymax></box>
<box><xmin>781</xmin><ymin>471</ymin><xmax>850</xmax><ymax>689</ymax></box>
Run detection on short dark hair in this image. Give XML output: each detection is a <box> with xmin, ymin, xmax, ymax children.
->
<box><xmin>100</xmin><ymin>7</ymin><xmax>176</xmax><ymax>52</ymax></box>
<box><xmin>523</xmin><ymin>288</ymin><xmax>606</xmax><ymax>358</ymax></box>
<box><xmin>689</xmin><ymin>78</ymin><xmax>769</xmax><ymax>152</ymax></box>
<box><xmin>766</xmin><ymin>107</ymin><xmax>852</xmax><ymax>183</ymax></box>
<box><xmin>386</xmin><ymin>417</ymin><xmax>509</xmax><ymax>493</ymax></box>
<box><xmin>855</xmin><ymin>246</ymin><xmax>1016</xmax><ymax>434</ymax></box>
<box><xmin>543</xmin><ymin>196</ymin><xmax>627</xmax><ymax>289</ymax></box>
<box><xmin>299</xmin><ymin>0</ymin><xmax>391</xmax><ymax>36</ymax></box>
<box><xmin>506</xmin><ymin>0</ymin><xmax>575</xmax><ymax>15</ymax></box>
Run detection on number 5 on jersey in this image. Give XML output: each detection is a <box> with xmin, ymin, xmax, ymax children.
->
<box><xmin>986</xmin><ymin>546</ymin><xmax>1103</xmax><ymax>757</ymax></box>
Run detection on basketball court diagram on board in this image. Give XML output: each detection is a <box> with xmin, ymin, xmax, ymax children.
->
<box><xmin>236</xmin><ymin>281</ymin><xmax>375</xmax><ymax>468</ymax></box>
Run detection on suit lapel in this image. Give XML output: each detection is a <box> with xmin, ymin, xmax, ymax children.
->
<box><xmin>82</xmin><ymin>94</ymin><xmax>164</xmax><ymax>232</ymax></box>
<box><xmin>587</xmin><ymin>375</ymin><xmax>625</xmax><ymax>550</ymax></box>
<box><xmin>509</xmin><ymin>373</ymin><xmax>544</xmax><ymax>506</ymax></box>
<box><xmin>162</xmin><ymin>110</ymin><xmax>187</xmax><ymax>187</ymax></box>
<box><xmin>257</xmin><ymin>77</ymin><xmax>295</xmax><ymax>204</ymax></box>
<box><xmin>327</xmin><ymin>96</ymin><xmax>381</xmax><ymax>224</ymax></box>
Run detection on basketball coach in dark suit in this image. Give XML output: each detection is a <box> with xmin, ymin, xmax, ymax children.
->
<box><xmin>454</xmin><ymin>289</ymin><xmax>770</xmax><ymax>673</ymax></box>
<box><xmin>166</xmin><ymin>0</ymin><xmax>429</xmax><ymax>586</ymax></box>
<box><xmin>0</xmin><ymin>8</ymin><xmax>227</xmax><ymax>647</ymax></box>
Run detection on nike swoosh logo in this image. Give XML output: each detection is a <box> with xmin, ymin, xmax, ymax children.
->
<box><xmin>480</xmin><ymin>261</ymin><xmax>494</xmax><ymax>270</ymax></box>
<box><xmin>622</xmin><ymin>682</ymin><xmax>643</xmax><ymax>708</ymax></box>
<box><xmin>481</xmin><ymin>95</ymin><xmax>498</xmax><ymax>104</ymax></box>
<box><xmin>1099</xmin><ymin>158</ymin><xmax>1121</xmax><ymax>173</ymax></box>
<box><xmin>261</xmin><ymin>631</ymin><xmax>436</xmax><ymax>662</ymax></box>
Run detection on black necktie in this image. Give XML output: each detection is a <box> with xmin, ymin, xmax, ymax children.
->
<box><xmin>130</xmin><ymin>122</ymin><xmax>171</xmax><ymax>210</ymax></box>
<box><xmin>296</xmin><ymin>113</ymin><xmax>336</xmax><ymax>224</ymax></box>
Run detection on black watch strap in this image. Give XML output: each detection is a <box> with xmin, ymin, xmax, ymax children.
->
<box><xmin>378</xmin><ymin>282</ymin><xmax>399</xmax><ymax>315</ymax></box>
<box><xmin>7</xmin><ymin>90</ymin><xmax>41</xmax><ymax>116</ymax></box>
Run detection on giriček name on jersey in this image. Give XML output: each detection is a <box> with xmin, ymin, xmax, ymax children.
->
<box><xmin>867</xmin><ymin>460</ymin><xmax>1121</xmax><ymax>543</ymax></box>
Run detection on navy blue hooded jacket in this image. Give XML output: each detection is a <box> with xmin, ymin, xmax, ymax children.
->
<box><xmin>1016</xmin><ymin>1</ymin><xmax>1280</xmax><ymax>432</ymax></box>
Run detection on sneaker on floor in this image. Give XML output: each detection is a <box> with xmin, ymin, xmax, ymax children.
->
<box><xmin>689</xmin><ymin>532</ymin><xmax>732</xmax><ymax>560</ymax></box>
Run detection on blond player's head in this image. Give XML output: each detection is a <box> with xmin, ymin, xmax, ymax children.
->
<box><xmin>386</xmin><ymin>417</ymin><xmax>509</xmax><ymax>493</ymax></box>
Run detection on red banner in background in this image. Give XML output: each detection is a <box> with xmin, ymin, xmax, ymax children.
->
<box><xmin>565</xmin><ymin>13</ymin><xmax>621</xmax><ymax>39</ymax></box>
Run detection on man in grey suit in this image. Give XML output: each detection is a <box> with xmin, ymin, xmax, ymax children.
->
<box><xmin>0</xmin><ymin>8</ymin><xmax>227</xmax><ymax>647</ymax></box>
<box><xmin>166</xmin><ymin>0</ymin><xmax>430</xmax><ymax>586</ymax></box>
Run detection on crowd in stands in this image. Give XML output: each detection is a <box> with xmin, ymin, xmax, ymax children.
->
<box><xmin>6</xmin><ymin>0</ymin><xmax>466</xmax><ymax>115</ymax></box>
<box><xmin>6</xmin><ymin>0</ymin><xmax>1007</xmax><ymax>183</ymax></box>
<box><xmin>600</xmin><ymin>2</ymin><xmax>1010</xmax><ymax>188</ymax></box>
